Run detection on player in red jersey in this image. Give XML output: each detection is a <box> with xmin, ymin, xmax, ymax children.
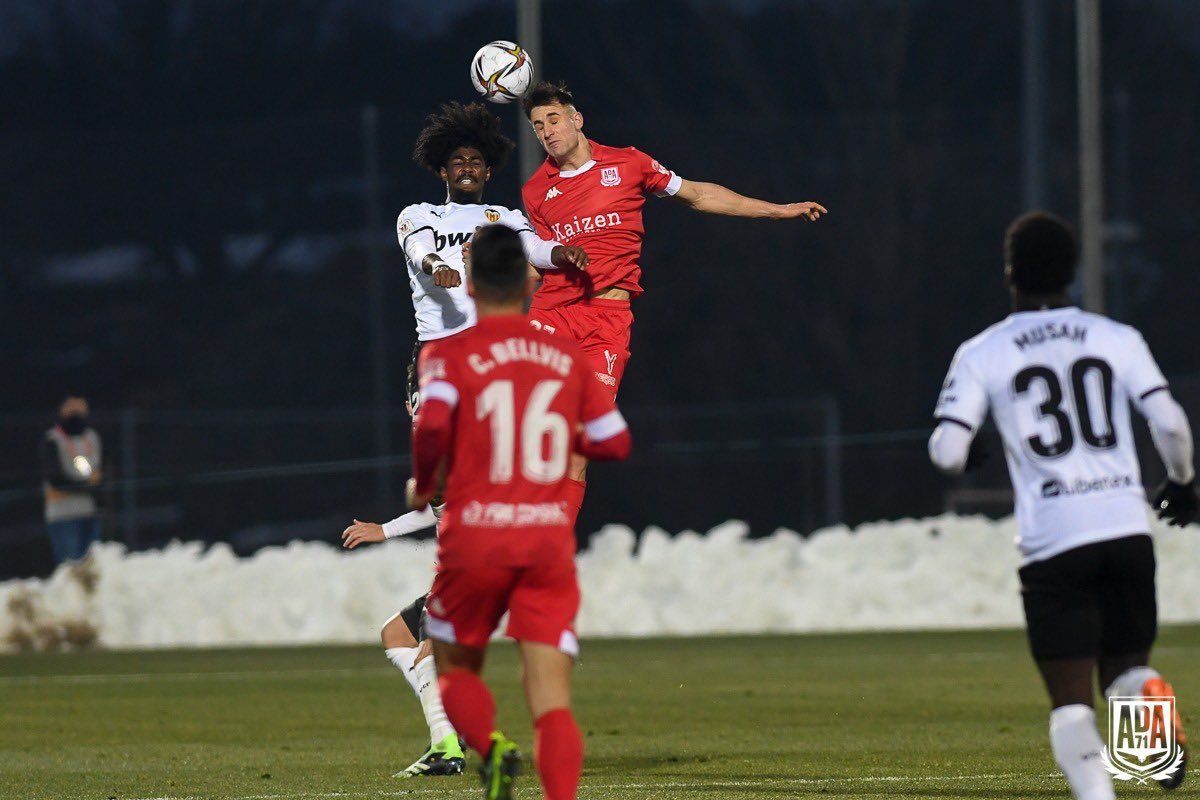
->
<box><xmin>407</xmin><ymin>224</ymin><xmax>632</xmax><ymax>800</ymax></box>
<box><xmin>520</xmin><ymin>80</ymin><xmax>826</xmax><ymax>513</ymax></box>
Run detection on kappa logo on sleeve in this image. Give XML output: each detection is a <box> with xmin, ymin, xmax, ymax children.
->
<box><xmin>650</xmin><ymin>159</ymin><xmax>670</xmax><ymax>175</ymax></box>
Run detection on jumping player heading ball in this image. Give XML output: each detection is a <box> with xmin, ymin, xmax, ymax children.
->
<box><xmin>520</xmin><ymin>80</ymin><xmax>827</xmax><ymax>522</ymax></box>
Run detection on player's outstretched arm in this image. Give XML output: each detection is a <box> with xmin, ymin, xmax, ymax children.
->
<box><xmin>341</xmin><ymin>506</ymin><xmax>438</xmax><ymax>548</ymax></box>
<box><xmin>1140</xmin><ymin>390</ymin><xmax>1197</xmax><ymax>526</ymax></box>
<box><xmin>670</xmin><ymin>179</ymin><xmax>826</xmax><ymax>221</ymax></box>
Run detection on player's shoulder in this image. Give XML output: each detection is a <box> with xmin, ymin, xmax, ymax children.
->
<box><xmin>399</xmin><ymin>201</ymin><xmax>436</xmax><ymax>219</ymax></box>
<box><xmin>523</xmin><ymin>159</ymin><xmax>556</xmax><ymax>190</ymax></box>
<box><xmin>484</xmin><ymin>203</ymin><xmax>525</xmax><ymax>219</ymax></box>
<box><xmin>1073</xmin><ymin>309</ymin><xmax>1142</xmax><ymax>341</ymax></box>
<box><xmin>954</xmin><ymin>317</ymin><xmax>1013</xmax><ymax>362</ymax></box>
<box><xmin>597</xmin><ymin>142</ymin><xmax>649</xmax><ymax>162</ymax></box>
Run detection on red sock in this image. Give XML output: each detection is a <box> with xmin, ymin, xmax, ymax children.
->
<box><xmin>565</xmin><ymin>479</ymin><xmax>587</xmax><ymax>529</ymax></box>
<box><xmin>438</xmin><ymin>669</ymin><xmax>495</xmax><ymax>756</ymax></box>
<box><xmin>534</xmin><ymin>707</ymin><xmax>583</xmax><ymax>800</ymax></box>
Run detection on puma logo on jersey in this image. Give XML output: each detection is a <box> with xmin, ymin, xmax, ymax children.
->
<box><xmin>544</xmin><ymin>186</ymin><xmax>563</xmax><ymax>201</ymax></box>
<box><xmin>603</xmin><ymin>349</ymin><xmax>618</xmax><ymax>375</ymax></box>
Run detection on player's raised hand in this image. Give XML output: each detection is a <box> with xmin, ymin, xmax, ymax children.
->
<box><xmin>341</xmin><ymin>519</ymin><xmax>385</xmax><ymax>549</ymax></box>
<box><xmin>775</xmin><ymin>202</ymin><xmax>827</xmax><ymax>222</ymax></box>
<box><xmin>432</xmin><ymin>264</ymin><xmax>461</xmax><ymax>288</ymax></box>
<box><xmin>550</xmin><ymin>245</ymin><xmax>589</xmax><ymax>270</ymax></box>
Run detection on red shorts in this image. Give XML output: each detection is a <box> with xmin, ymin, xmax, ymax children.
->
<box><xmin>425</xmin><ymin>560</ymin><xmax>581</xmax><ymax>657</ymax></box>
<box><xmin>530</xmin><ymin>299</ymin><xmax>632</xmax><ymax>399</ymax></box>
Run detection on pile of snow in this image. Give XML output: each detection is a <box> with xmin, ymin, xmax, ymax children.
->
<box><xmin>4</xmin><ymin>515</ymin><xmax>1200</xmax><ymax>651</ymax></box>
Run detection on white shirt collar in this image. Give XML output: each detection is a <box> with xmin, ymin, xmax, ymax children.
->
<box><xmin>556</xmin><ymin>159</ymin><xmax>596</xmax><ymax>178</ymax></box>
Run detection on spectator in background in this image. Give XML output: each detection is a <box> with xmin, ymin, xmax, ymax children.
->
<box><xmin>41</xmin><ymin>396</ymin><xmax>104</xmax><ymax>564</ymax></box>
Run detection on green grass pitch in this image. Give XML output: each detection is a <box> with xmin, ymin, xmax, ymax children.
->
<box><xmin>2</xmin><ymin>627</ymin><xmax>1198</xmax><ymax>799</ymax></box>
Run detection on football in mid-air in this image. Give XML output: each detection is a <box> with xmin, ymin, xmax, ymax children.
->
<box><xmin>470</xmin><ymin>40</ymin><xmax>534</xmax><ymax>104</ymax></box>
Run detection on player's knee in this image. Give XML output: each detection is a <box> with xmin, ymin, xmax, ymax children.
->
<box><xmin>433</xmin><ymin>640</ymin><xmax>485</xmax><ymax>675</ymax></box>
<box><xmin>381</xmin><ymin>612</ymin><xmax>417</xmax><ymax>649</ymax></box>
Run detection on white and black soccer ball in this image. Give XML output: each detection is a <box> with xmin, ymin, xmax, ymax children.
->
<box><xmin>470</xmin><ymin>40</ymin><xmax>534</xmax><ymax>104</ymax></box>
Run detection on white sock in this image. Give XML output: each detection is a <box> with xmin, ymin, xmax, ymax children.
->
<box><xmin>1104</xmin><ymin>666</ymin><xmax>1159</xmax><ymax>699</ymax></box>
<box><xmin>1049</xmin><ymin>705</ymin><xmax>1115</xmax><ymax>800</ymax></box>
<box><xmin>385</xmin><ymin>646</ymin><xmax>423</xmax><ymax>694</ymax></box>
<box><xmin>414</xmin><ymin>653</ymin><xmax>456</xmax><ymax>747</ymax></box>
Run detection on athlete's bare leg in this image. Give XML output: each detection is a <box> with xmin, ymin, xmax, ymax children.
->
<box><xmin>432</xmin><ymin>640</ymin><xmax>494</xmax><ymax>757</ymax></box>
<box><xmin>1035</xmin><ymin>657</ymin><xmax>1095</xmax><ymax>708</ymax></box>
<box><xmin>1098</xmin><ymin>650</ymin><xmax>1150</xmax><ymax>696</ymax></box>
<box><xmin>518</xmin><ymin>641</ymin><xmax>573</xmax><ymax>719</ymax></box>
<box><xmin>520</xmin><ymin>641</ymin><xmax>582</xmax><ymax>800</ymax></box>
<box><xmin>433</xmin><ymin>640</ymin><xmax>488</xmax><ymax>675</ymax></box>
<box><xmin>1035</xmin><ymin>658</ymin><xmax>1115</xmax><ymax>800</ymax></box>
<box><xmin>382</xmin><ymin>613</ymin><xmax>460</xmax><ymax>776</ymax></box>
<box><xmin>381</xmin><ymin>612</ymin><xmax>419</xmax><ymax>649</ymax></box>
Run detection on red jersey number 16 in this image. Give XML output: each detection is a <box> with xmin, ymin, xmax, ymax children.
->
<box><xmin>477</xmin><ymin>380</ymin><xmax>569</xmax><ymax>484</ymax></box>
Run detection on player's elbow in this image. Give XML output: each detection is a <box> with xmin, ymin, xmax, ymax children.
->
<box><xmin>584</xmin><ymin>430</ymin><xmax>632</xmax><ymax>462</ymax></box>
<box><xmin>928</xmin><ymin>428</ymin><xmax>968</xmax><ymax>476</ymax></box>
<box><xmin>1145</xmin><ymin>393</ymin><xmax>1192</xmax><ymax>438</ymax></box>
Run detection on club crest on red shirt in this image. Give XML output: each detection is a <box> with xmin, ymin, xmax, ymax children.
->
<box><xmin>600</xmin><ymin>166</ymin><xmax>621</xmax><ymax>187</ymax></box>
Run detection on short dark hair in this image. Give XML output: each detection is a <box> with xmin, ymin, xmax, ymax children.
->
<box><xmin>469</xmin><ymin>225</ymin><xmax>528</xmax><ymax>302</ymax></box>
<box><xmin>411</xmin><ymin>101</ymin><xmax>514</xmax><ymax>173</ymax></box>
<box><xmin>522</xmin><ymin>80</ymin><xmax>575</xmax><ymax>118</ymax></box>
<box><xmin>1005</xmin><ymin>211</ymin><xmax>1078</xmax><ymax>294</ymax></box>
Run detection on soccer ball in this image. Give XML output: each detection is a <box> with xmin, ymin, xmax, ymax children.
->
<box><xmin>470</xmin><ymin>40</ymin><xmax>534</xmax><ymax>104</ymax></box>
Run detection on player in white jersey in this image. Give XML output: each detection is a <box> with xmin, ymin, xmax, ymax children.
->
<box><xmin>341</xmin><ymin>101</ymin><xmax>587</xmax><ymax>779</ymax></box>
<box><xmin>930</xmin><ymin>212</ymin><xmax>1197</xmax><ymax>799</ymax></box>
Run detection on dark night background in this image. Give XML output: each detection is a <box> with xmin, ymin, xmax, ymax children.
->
<box><xmin>2</xmin><ymin>0</ymin><xmax>1198</xmax><ymax>578</ymax></box>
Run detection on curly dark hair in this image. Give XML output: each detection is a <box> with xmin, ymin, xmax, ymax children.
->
<box><xmin>411</xmin><ymin>101</ymin><xmax>515</xmax><ymax>173</ymax></box>
<box><xmin>1005</xmin><ymin>211</ymin><xmax>1078</xmax><ymax>294</ymax></box>
<box><xmin>521</xmin><ymin>80</ymin><xmax>576</xmax><ymax>118</ymax></box>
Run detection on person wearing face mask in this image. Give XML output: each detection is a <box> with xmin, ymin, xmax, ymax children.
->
<box><xmin>41</xmin><ymin>395</ymin><xmax>104</xmax><ymax>564</ymax></box>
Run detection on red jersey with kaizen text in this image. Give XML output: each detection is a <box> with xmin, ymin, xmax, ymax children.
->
<box><xmin>413</xmin><ymin>314</ymin><xmax>632</xmax><ymax>566</ymax></box>
<box><xmin>521</xmin><ymin>140</ymin><xmax>682</xmax><ymax>309</ymax></box>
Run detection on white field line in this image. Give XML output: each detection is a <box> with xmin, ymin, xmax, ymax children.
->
<box><xmin>0</xmin><ymin>666</ymin><xmax>383</xmax><ymax>686</ymax></box>
<box><xmin>7</xmin><ymin>643</ymin><xmax>1198</xmax><ymax>687</ymax></box>
<box><xmin>123</xmin><ymin>773</ymin><xmax>1069</xmax><ymax>800</ymax></box>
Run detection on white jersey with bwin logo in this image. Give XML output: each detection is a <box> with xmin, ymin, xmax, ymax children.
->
<box><xmin>397</xmin><ymin>202</ymin><xmax>559</xmax><ymax>341</ymax></box>
<box><xmin>935</xmin><ymin>307</ymin><xmax>1170</xmax><ymax>563</ymax></box>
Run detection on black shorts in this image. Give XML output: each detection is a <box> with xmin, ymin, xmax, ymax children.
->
<box><xmin>1019</xmin><ymin>533</ymin><xmax>1157</xmax><ymax>661</ymax></box>
<box><xmin>406</xmin><ymin>340</ymin><xmax>424</xmax><ymax>419</ymax></box>
<box><xmin>399</xmin><ymin>593</ymin><xmax>429</xmax><ymax>641</ymax></box>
